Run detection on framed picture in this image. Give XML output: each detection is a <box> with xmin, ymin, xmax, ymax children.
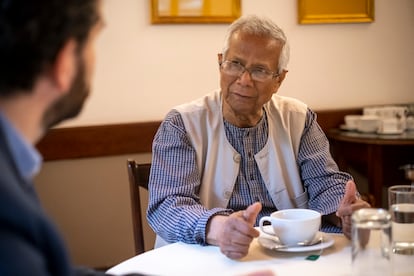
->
<box><xmin>150</xmin><ymin>0</ymin><xmax>241</xmax><ymax>24</ymax></box>
<box><xmin>298</xmin><ymin>0</ymin><xmax>374</xmax><ymax>24</ymax></box>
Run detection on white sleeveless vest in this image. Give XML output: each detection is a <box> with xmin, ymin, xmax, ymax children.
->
<box><xmin>175</xmin><ymin>90</ymin><xmax>309</xmax><ymax>210</ymax></box>
<box><xmin>155</xmin><ymin>90</ymin><xmax>309</xmax><ymax>247</ymax></box>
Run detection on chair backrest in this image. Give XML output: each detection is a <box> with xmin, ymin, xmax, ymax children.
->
<box><xmin>127</xmin><ymin>159</ymin><xmax>151</xmax><ymax>255</ymax></box>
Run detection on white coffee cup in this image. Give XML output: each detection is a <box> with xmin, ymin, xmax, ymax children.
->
<box><xmin>259</xmin><ymin>209</ymin><xmax>321</xmax><ymax>246</ymax></box>
<box><xmin>344</xmin><ymin>115</ymin><xmax>361</xmax><ymax>130</ymax></box>
<box><xmin>407</xmin><ymin>116</ymin><xmax>414</xmax><ymax>130</ymax></box>
<box><xmin>379</xmin><ymin>118</ymin><xmax>404</xmax><ymax>134</ymax></box>
<box><xmin>357</xmin><ymin>115</ymin><xmax>380</xmax><ymax>133</ymax></box>
<box><xmin>363</xmin><ymin>107</ymin><xmax>380</xmax><ymax>117</ymax></box>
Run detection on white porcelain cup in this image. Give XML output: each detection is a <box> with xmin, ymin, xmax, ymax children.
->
<box><xmin>344</xmin><ymin>115</ymin><xmax>361</xmax><ymax>129</ymax></box>
<box><xmin>379</xmin><ymin>118</ymin><xmax>404</xmax><ymax>134</ymax></box>
<box><xmin>259</xmin><ymin>209</ymin><xmax>321</xmax><ymax>245</ymax></box>
<box><xmin>407</xmin><ymin>116</ymin><xmax>414</xmax><ymax>130</ymax></box>
<box><xmin>357</xmin><ymin>115</ymin><xmax>380</xmax><ymax>133</ymax></box>
<box><xmin>363</xmin><ymin>107</ymin><xmax>380</xmax><ymax>117</ymax></box>
<box><xmin>377</xmin><ymin>106</ymin><xmax>408</xmax><ymax>119</ymax></box>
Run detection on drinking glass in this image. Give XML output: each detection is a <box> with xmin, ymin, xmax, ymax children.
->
<box><xmin>351</xmin><ymin>208</ymin><xmax>392</xmax><ymax>276</ymax></box>
<box><xmin>389</xmin><ymin>185</ymin><xmax>414</xmax><ymax>254</ymax></box>
<box><xmin>388</xmin><ymin>185</ymin><xmax>414</xmax><ymax>275</ymax></box>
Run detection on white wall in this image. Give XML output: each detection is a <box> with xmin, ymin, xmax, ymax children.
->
<box><xmin>35</xmin><ymin>153</ymin><xmax>154</xmax><ymax>268</ymax></box>
<box><xmin>61</xmin><ymin>0</ymin><xmax>414</xmax><ymax>127</ymax></box>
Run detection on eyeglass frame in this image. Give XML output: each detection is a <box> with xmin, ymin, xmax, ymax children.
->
<box><xmin>219</xmin><ymin>59</ymin><xmax>280</xmax><ymax>82</ymax></box>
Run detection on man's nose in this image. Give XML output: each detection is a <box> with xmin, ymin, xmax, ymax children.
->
<box><xmin>237</xmin><ymin>69</ymin><xmax>254</xmax><ymax>84</ymax></box>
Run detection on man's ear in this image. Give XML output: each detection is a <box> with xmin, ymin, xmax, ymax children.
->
<box><xmin>277</xmin><ymin>70</ymin><xmax>288</xmax><ymax>84</ymax></box>
<box><xmin>217</xmin><ymin>53</ymin><xmax>223</xmax><ymax>65</ymax></box>
<box><xmin>52</xmin><ymin>39</ymin><xmax>77</xmax><ymax>93</ymax></box>
<box><xmin>271</xmin><ymin>70</ymin><xmax>288</xmax><ymax>95</ymax></box>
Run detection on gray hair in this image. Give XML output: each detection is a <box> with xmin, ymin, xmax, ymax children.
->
<box><xmin>222</xmin><ymin>15</ymin><xmax>290</xmax><ymax>74</ymax></box>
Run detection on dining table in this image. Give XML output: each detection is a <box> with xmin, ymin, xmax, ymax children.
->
<box><xmin>108</xmin><ymin>229</ymin><xmax>353</xmax><ymax>276</ymax></box>
<box><xmin>108</xmin><ymin>227</ymin><xmax>413</xmax><ymax>276</ymax></box>
<box><xmin>327</xmin><ymin>129</ymin><xmax>414</xmax><ymax>207</ymax></box>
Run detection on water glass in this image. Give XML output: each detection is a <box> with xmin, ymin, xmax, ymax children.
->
<box><xmin>388</xmin><ymin>185</ymin><xmax>414</xmax><ymax>275</ymax></box>
<box><xmin>388</xmin><ymin>185</ymin><xmax>414</xmax><ymax>254</ymax></box>
<box><xmin>351</xmin><ymin>208</ymin><xmax>392</xmax><ymax>276</ymax></box>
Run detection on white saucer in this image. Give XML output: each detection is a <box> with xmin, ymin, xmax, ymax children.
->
<box><xmin>377</xmin><ymin>129</ymin><xmax>404</xmax><ymax>135</ymax></box>
<box><xmin>339</xmin><ymin>124</ymin><xmax>356</xmax><ymax>131</ymax></box>
<box><xmin>257</xmin><ymin>229</ymin><xmax>334</xmax><ymax>252</ymax></box>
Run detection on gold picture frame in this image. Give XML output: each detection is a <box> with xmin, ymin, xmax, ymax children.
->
<box><xmin>150</xmin><ymin>0</ymin><xmax>241</xmax><ymax>24</ymax></box>
<box><xmin>298</xmin><ymin>0</ymin><xmax>374</xmax><ymax>24</ymax></box>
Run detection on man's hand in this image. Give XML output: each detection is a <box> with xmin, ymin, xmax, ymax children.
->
<box><xmin>336</xmin><ymin>181</ymin><xmax>371</xmax><ymax>238</ymax></box>
<box><xmin>207</xmin><ymin>202</ymin><xmax>262</xmax><ymax>259</ymax></box>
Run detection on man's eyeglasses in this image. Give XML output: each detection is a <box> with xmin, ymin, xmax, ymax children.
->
<box><xmin>219</xmin><ymin>60</ymin><xmax>279</xmax><ymax>82</ymax></box>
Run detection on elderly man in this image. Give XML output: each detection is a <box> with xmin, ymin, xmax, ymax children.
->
<box><xmin>147</xmin><ymin>15</ymin><xmax>370</xmax><ymax>259</ymax></box>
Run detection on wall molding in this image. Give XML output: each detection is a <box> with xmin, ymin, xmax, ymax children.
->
<box><xmin>36</xmin><ymin>121</ymin><xmax>161</xmax><ymax>161</ymax></box>
<box><xmin>36</xmin><ymin>108</ymin><xmax>362</xmax><ymax>161</ymax></box>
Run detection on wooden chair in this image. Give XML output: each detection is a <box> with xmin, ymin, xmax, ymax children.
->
<box><xmin>127</xmin><ymin>159</ymin><xmax>151</xmax><ymax>255</ymax></box>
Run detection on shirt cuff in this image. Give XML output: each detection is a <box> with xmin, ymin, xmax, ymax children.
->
<box><xmin>195</xmin><ymin>208</ymin><xmax>233</xmax><ymax>245</ymax></box>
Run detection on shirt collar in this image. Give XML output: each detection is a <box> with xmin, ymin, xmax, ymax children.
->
<box><xmin>0</xmin><ymin>112</ymin><xmax>42</xmax><ymax>181</ymax></box>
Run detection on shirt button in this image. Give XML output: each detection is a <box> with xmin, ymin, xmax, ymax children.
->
<box><xmin>233</xmin><ymin>154</ymin><xmax>241</xmax><ymax>163</ymax></box>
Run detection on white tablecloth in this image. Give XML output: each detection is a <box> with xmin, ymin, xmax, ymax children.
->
<box><xmin>108</xmin><ymin>234</ymin><xmax>352</xmax><ymax>276</ymax></box>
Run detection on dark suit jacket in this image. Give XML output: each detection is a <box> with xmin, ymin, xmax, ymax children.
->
<box><xmin>0</xmin><ymin>125</ymin><xmax>110</xmax><ymax>276</ymax></box>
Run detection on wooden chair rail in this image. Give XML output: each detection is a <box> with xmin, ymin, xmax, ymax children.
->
<box><xmin>36</xmin><ymin>121</ymin><xmax>161</xmax><ymax>161</ymax></box>
<box><xmin>36</xmin><ymin>108</ymin><xmax>362</xmax><ymax>161</ymax></box>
